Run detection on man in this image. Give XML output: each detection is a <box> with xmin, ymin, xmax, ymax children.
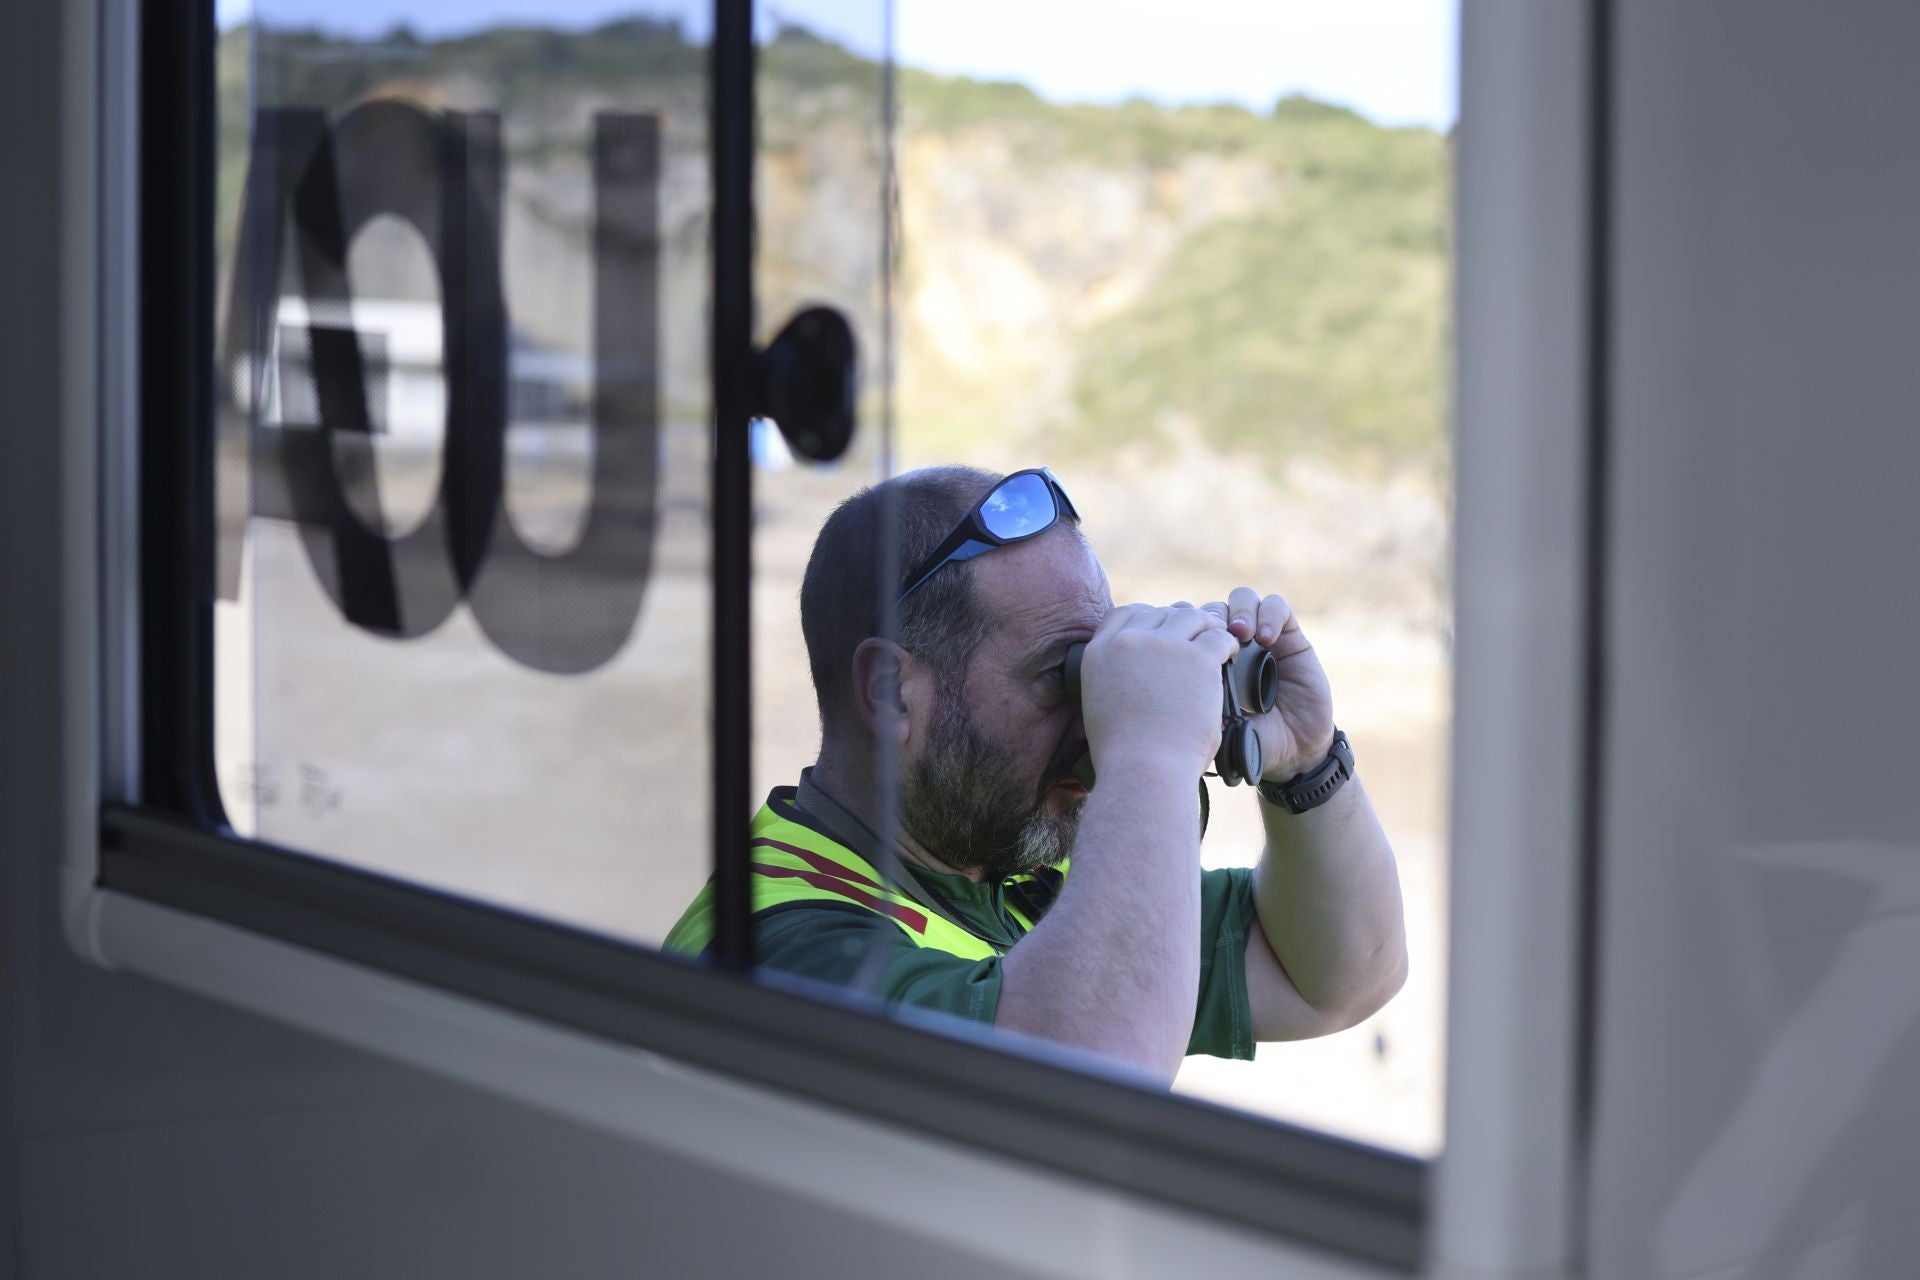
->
<box><xmin>666</xmin><ymin>465</ymin><xmax>1407</xmax><ymax>1084</ymax></box>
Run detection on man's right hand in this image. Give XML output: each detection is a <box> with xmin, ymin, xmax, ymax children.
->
<box><xmin>998</xmin><ymin>603</ymin><xmax>1228</xmax><ymax>1080</ymax></box>
<box><xmin>1077</xmin><ymin>604</ymin><xmax>1240</xmax><ymax>781</ymax></box>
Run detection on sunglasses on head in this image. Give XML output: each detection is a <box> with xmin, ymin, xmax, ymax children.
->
<box><xmin>896</xmin><ymin>467</ymin><xmax>1081</xmax><ymax>603</ymax></box>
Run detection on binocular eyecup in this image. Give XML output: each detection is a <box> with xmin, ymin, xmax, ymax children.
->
<box><xmin>1061</xmin><ymin>639</ymin><xmax>1278</xmax><ymax>789</ymax></box>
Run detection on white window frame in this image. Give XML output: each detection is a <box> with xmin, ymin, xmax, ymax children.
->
<box><xmin>62</xmin><ymin>2</ymin><xmax>1607</xmax><ymax>1274</ymax></box>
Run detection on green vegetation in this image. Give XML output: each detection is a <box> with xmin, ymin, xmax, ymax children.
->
<box><xmin>901</xmin><ymin>68</ymin><xmax>1273</xmax><ymax>168</ymax></box>
<box><xmin>1069</xmin><ymin>126</ymin><xmax>1449</xmax><ymax>473</ymax></box>
<box><xmin>893</xmin><ymin>55</ymin><xmax>1450</xmax><ymax>475</ymax></box>
<box><xmin>213</xmin><ymin>20</ymin><xmax>1450</xmax><ymax>478</ymax></box>
<box><xmin>895</xmin><ymin>47</ymin><xmax>1449</xmax><ymax>475</ymax></box>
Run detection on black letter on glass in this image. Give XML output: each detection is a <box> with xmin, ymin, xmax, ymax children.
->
<box><xmin>215</xmin><ymin>101</ymin><xmax>659</xmax><ymax>674</ymax></box>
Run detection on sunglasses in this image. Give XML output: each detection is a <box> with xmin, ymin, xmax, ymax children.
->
<box><xmin>896</xmin><ymin>467</ymin><xmax>1081</xmax><ymax>602</ymax></box>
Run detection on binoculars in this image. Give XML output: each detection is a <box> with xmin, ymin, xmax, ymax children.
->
<box><xmin>1062</xmin><ymin>639</ymin><xmax>1278</xmax><ymax>787</ymax></box>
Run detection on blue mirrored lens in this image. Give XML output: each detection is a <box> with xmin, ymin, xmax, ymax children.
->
<box><xmin>979</xmin><ymin>473</ymin><xmax>1056</xmax><ymax>539</ymax></box>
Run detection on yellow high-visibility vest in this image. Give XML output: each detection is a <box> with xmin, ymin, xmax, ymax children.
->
<box><xmin>663</xmin><ymin>796</ymin><xmax>1064</xmax><ymax>960</ymax></box>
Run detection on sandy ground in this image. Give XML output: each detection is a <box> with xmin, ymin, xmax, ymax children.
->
<box><xmin>216</xmin><ymin>438</ymin><xmax>1447</xmax><ymax>1157</ymax></box>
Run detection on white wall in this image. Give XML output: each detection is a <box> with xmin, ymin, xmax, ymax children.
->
<box><xmin>1588</xmin><ymin>1</ymin><xmax>1920</xmax><ymax>1276</ymax></box>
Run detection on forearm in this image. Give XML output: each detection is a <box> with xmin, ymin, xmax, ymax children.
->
<box><xmin>995</xmin><ymin>761</ymin><xmax>1202</xmax><ymax>1084</ymax></box>
<box><xmin>1254</xmin><ymin>776</ymin><xmax>1407</xmax><ymax>1024</ymax></box>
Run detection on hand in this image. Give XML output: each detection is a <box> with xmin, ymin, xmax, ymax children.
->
<box><xmin>1078</xmin><ymin>603</ymin><xmax>1242</xmax><ymax>781</ymax></box>
<box><xmin>1191</xmin><ymin>587</ymin><xmax>1336</xmax><ymax>781</ymax></box>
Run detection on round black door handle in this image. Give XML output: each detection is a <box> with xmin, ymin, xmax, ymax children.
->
<box><xmin>748</xmin><ymin>305</ymin><xmax>858</xmax><ymax>462</ymax></box>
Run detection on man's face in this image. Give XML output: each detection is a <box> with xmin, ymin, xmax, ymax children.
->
<box><xmin>900</xmin><ymin>528</ymin><xmax>1111</xmax><ymax>881</ymax></box>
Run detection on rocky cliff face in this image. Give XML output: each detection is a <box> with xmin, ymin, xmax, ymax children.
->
<box><xmin>896</xmin><ymin>133</ymin><xmax>1283</xmax><ymax>439</ymax></box>
<box><xmin>220</xmin><ymin>21</ymin><xmax>1452</xmax><ymax>625</ymax></box>
<box><xmin>213</xmin><ymin>27</ymin><xmax>1453</xmax><ymax>1152</ymax></box>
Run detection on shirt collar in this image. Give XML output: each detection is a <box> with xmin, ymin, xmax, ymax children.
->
<box><xmin>793</xmin><ymin>767</ymin><xmax>891</xmax><ymax>868</ymax></box>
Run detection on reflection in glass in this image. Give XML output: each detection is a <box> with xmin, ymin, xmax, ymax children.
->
<box><xmin>209</xmin><ymin>0</ymin><xmax>1452</xmax><ymax>1161</ymax></box>
<box><xmin>212</xmin><ymin>4</ymin><xmax>714</xmax><ymax>943</ymax></box>
<box><xmin>736</xmin><ymin>1</ymin><xmax>1453</xmax><ymax>1157</ymax></box>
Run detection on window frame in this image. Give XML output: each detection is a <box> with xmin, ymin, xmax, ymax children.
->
<box><xmin>76</xmin><ymin>0</ymin><xmax>1538</xmax><ymax>1270</ymax></box>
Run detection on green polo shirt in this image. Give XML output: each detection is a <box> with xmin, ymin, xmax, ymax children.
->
<box><xmin>744</xmin><ymin>770</ymin><xmax>1260</xmax><ymax>1060</ymax></box>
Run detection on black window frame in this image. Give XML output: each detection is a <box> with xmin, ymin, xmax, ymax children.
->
<box><xmin>103</xmin><ymin>2</ymin><xmax>1428</xmax><ymax>1267</ymax></box>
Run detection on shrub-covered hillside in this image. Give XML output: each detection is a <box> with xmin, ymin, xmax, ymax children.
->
<box><xmin>217</xmin><ymin>21</ymin><xmax>1450</xmax><ymax>479</ymax></box>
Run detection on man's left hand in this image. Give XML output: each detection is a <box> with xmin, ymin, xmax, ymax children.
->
<box><xmin>1191</xmin><ymin>586</ymin><xmax>1336</xmax><ymax>781</ymax></box>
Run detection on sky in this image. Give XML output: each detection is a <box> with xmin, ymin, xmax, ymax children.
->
<box><xmin>216</xmin><ymin>0</ymin><xmax>1457</xmax><ymax>130</ymax></box>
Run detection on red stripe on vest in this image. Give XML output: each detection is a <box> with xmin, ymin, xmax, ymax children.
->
<box><xmin>749</xmin><ymin>837</ymin><xmax>884</xmax><ymax>890</ymax></box>
<box><xmin>749</xmin><ymin>863</ymin><xmax>929</xmax><ymax>934</ymax></box>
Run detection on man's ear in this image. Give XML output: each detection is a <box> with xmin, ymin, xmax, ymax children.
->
<box><xmin>849</xmin><ymin>638</ymin><xmax>928</xmax><ymax>746</ymax></box>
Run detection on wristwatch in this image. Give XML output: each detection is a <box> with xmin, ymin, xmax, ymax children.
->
<box><xmin>1257</xmin><ymin>729</ymin><xmax>1354</xmax><ymax>815</ymax></box>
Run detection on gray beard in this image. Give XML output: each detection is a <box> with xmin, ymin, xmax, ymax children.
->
<box><xmin>901</xmin><ymin>688</ymin><xmax>1082</xmax><ymax>883</ymax></box>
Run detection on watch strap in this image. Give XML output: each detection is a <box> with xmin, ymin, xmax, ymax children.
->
<box><xmin>1258</xmin><ymin>729</ymin><xmax>1353</xmax><ymax>815</ymax></box>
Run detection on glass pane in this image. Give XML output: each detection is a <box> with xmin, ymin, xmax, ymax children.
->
<box><xmin>739</xmin><ymin>0</ymin><xmax>1453</xmax><ymax>1158</ymax></box>
<box><xmin>213</xmin><ymin>2</ymin><xmax>715</xmax><ymax>944</ymax></box>
<box><xmin>748</xmin><ymin>5</ymin><xmax>895</xmax><ymax>862</ymax></box>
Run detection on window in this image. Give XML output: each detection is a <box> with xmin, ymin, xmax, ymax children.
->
<box><xmin>875</xmin><ymin>1</ymin><xmax>1455</xmax><ymax>1156</ymax></box>
<box><xmin>207</xmin><ymin>1</ymin><xmax>718</xmax><ymax>943</ymax></box>
<box><xmin>104</xmin><ymin>0</ymin><xmax>1446</xmax><ymax>1267</ymax></box>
